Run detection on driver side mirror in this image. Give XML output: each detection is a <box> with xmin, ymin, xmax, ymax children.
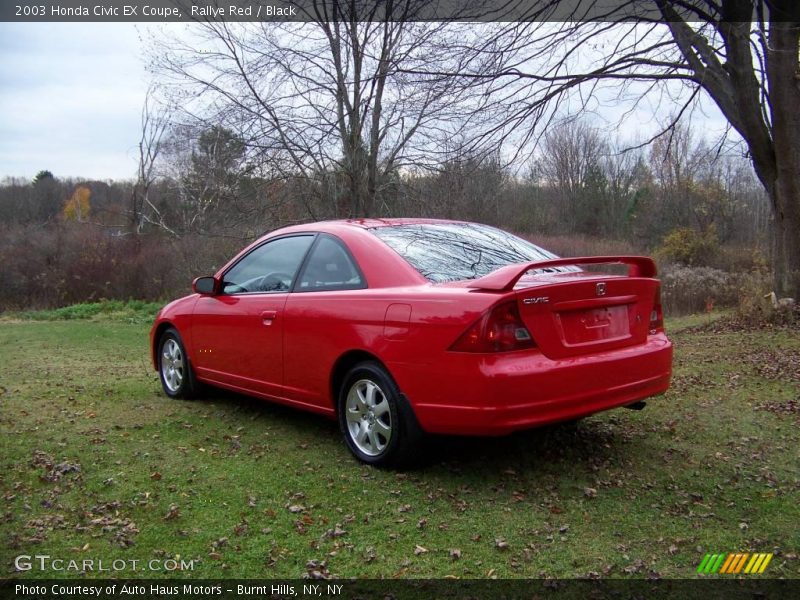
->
<box><xmin>192</xmin><ymin>276</ymin><xmax>218</xmax><ymax>295</ymax></box>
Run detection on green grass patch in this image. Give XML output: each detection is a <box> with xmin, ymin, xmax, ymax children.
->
<box><xmin>3</xmin><ymin>300</ymin><xmax>162</xmax><ymax>325</ymax></box>
<box><xmin>664</xmin><ymin>309</ymin><xmax>732</xmax><ymax>333</ymax></box>
<box><xmin>0</xmin><ymin>314</ymin><xmax>798</xmax><ymax>579</ymax></box>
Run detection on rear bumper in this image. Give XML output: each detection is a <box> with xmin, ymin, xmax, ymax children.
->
<box><xmin>391</xmin><ymin>334</ymin><xmax>672</xmax><ymax>435</ymax></box>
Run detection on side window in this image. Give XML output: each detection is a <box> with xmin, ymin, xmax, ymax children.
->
<box><xmin>222</xmin><ymin>235</ymin><xmax>314</xmax><ymax>294</ymax></box>
<box><xmin>296</xmin><ymin>236</ymin><xmax>365</xmax><ymax>292</ymax></box>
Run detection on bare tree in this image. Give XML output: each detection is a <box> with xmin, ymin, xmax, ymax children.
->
<box><xmin>539</xmin><ymin>121</ymin><xmax>606</xmax><ymax>198</ymax></box>
<box><xmin>536</xmin><ymin>120</ymin><xmax>607</xmax><ymax>232</ymax></box>
<box><xmin>131</xmin><ymin>86</ymin><xmax>174</xmax><ymax>235</ymax></box>
<box><xmin>404</xmin><ymin>1</ymin><xmax>800</xmax><ymax>297</ymax></box>
<box><xmin>600</xmin><ymin>139</ymin><xmax>649</xmax><ymax>239</ymax></box>
<box><xmin>150</xmin><ymin>3</ymin><xmax>501</xmax><ymax>219</ymax></box>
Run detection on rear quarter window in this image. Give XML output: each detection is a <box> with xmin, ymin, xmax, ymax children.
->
<box><xmin>295</xmin><ymin>235</ymin><xmax>365</xmax><ymax>291</ymax></box>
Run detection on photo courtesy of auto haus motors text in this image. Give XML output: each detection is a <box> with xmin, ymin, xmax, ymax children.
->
<box><xmin>13</xmin><ymin>583</ymin><xmax>344</xmax><ymax>598</ymax></box>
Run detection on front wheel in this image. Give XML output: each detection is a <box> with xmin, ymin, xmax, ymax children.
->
<box><xmin>158</xmin><ymin>328</ymin><xmax>199</xmax><ymax>399</ymax></box>
<box><xmin>338</xmin><ymin>361</ymin><xmax>424</xmax><ymax>467</ymax></box>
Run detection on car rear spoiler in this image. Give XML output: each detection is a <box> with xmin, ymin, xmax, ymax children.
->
<box><xmin>466</xmin><ymin>256</ymin><xmax>657</xmax><ymax>292</ymax></box>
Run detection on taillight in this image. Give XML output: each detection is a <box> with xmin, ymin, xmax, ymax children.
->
<box><xmin>649</xmin><ymin>284</ymin><xmax>664</xmax><ymax>333</ymax></box>
<box><xmin>450</xmin><ymin>301</ymin><xmax>535</xmax><ymax>352</ymax></box>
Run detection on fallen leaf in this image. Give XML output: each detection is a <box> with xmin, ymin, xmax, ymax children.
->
<box><xmin>325</xmin><ymin>525</ymin><xmax>347</xmax><ymax>538</ymax></box>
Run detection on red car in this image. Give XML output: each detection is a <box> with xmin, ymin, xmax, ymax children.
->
<box><xmin>151</xmin><ymin>219</ymin><xmax>672</xmax><ymax>466</ymax></box>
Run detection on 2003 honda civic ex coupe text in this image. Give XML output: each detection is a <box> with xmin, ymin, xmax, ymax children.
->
<box><xmin>150</xmin><ymin>219</ymin><xmax>672</xmax><ymax>466</ymax></box>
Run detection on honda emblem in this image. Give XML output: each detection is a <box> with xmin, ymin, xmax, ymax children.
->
<box><xmin>596</xmin><ymin>282</ymin><xmax>606</xmax><ymax>296</ymax></box>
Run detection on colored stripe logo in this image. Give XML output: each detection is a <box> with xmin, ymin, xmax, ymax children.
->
<box><xmin>697</xmin><ymin>552</ymin><xmax>773</xmax><ymax>574</ymax></box>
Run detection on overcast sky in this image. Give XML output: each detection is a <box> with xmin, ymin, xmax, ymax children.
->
<box><xmin>0</xmin><ymin>22</ymin><xmax>733</xmax><ymax>183</ymax></box>
<box><xmin>0</xmin><ymin>23</ymin><xmax>153</xmax><ymax>181</ymax></box>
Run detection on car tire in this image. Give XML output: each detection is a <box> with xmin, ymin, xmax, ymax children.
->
<box><xmin>338</xmin><ymin>361</ymin><xmax>424</xmax><ymax>468</ymax></box>
<box><xmin>158</xmin><ymin>328</ymin><xmax>199</xmax><ymax>400</ymax></box>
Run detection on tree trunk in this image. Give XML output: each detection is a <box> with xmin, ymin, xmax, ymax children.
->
<box><xmin>765</xmin><ymin>18</ymin><xmax>800</xmax><ymax>298</ymax></box>
<box><xmin>771</xmin><ymin>176</ymin><xmax>800</xmax><ymax>299</ymax></box>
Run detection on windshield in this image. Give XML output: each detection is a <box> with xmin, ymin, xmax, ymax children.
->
<box><xmin>371</xmin><ymin>222</ymin><xmax>566</xmax><ymax>283</ymax></box>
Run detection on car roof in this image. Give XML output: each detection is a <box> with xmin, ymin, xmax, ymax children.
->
<box><xmin>260</xmin><ymin>218</ymin><xmax>474</xmax><ymax>240</ymax></box>
<box><xmin>223</xmin><ymin>218</ymin><xmax>447</xmax><ymax>288</ymax></box>
<box><xmin>318</xmin><ymin>218</ymin><xmax>471</xmax><ymax>229</ymax></box>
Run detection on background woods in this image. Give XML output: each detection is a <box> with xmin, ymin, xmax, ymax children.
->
<box><xmin>0</xmin><ymin>115</ymin><xmax>771</xmax><ymax>316</ymax></box>
<box><xmin>2</xmin><ymin>1</ymin><xmax>796</xmax><ymax>314</ymax></box>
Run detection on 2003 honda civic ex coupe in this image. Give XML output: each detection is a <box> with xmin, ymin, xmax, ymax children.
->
<box><xmin>151</xmin><ymin>219</ymin><xmax>672</xmax><ymax>466</ymax></box>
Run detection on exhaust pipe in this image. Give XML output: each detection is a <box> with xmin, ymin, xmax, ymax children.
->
<box><xmin>624</xmin><ymin>401</ymin><xmax>647</xmax><ymax>411</ymax></box>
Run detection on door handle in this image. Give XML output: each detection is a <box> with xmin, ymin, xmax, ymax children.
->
<box><xmin>261</xmin><ymin>310</ymin><xmax>278</xmax><ymax>325</ymax></box>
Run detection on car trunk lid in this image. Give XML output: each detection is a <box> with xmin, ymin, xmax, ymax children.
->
<box><xmin>467</xmin><ymin>257</ymin><xmax>660</xmax><ymax>359</ymax></box>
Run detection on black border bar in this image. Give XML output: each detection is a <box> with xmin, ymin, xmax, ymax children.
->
<box><xmin>3</xmin><ymin>1</ymin><xmax>798</xmax><ymax>23</ymax></box>
<box><xmin>3</xmin><ymin>578</ymin><xmax>800</xmax><ymax>600</ymax></box>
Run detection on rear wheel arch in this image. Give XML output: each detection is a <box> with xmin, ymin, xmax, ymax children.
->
<box><xmin>330</xmin><ymin>350</ymin><xmax>384</xmax><ymax>412</ymax></box>
<box><xmin>329</xmin><ymin>350</ymin><xmax>422</xmax><ymax>426</ymax></box>
<box><xmin>335</xmin><ymin>358</ymin><xmax>425</xmax><ymax>467</ymax></box>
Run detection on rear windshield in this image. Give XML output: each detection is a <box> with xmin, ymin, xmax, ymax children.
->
<box><xmin>370</xmin><ymin>222</ymin><xmax>563</xmax><ymax>283</ymax></box>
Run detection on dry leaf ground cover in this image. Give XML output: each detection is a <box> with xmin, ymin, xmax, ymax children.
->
<box><xmin>1</xmin><ymin>306</ymin><xmax>798</xmax><ymax>579</ymax></box>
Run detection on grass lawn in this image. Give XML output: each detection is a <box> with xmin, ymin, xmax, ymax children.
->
<box><xmin>1</xmin><ymin>305</ymin><xmax>798</xmax><ymax>579</ymax></box>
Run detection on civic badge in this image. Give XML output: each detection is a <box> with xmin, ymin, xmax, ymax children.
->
<box><xmin>596</xmin><ymin>282</ymin><xmax>606</xmax><ymax>296</ymax></box>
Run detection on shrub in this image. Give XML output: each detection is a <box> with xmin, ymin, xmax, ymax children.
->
<box><xmin>712</xmin><ymin>245</ymin><xmax>769</xmax><ymax>273</ymax></box>
<box><xmin>736</xmin><ymin>263</ymin><xmax>776</xmax><ymax>320</ymax></box>
<box><xmin>16</xmin><ymin>300</ymin><xmax>162</xmax><ymax>324</ymax></box>
<box><xmin>659</xmin><ymin>265</ymin><xmax>738</xmax><ymax>315</ymax></box>
<box><xmin>0</xmin><ymin>222</ymin><xmax>242</xmax><ymax>311</ymax></box>
<box><xmin>656</xmin><ymin>227</ymin><xmax>719</xmax><ymax>267</ymax></box>
<box><xmin>659</xmin><ymin>262</ymin><xmax>773</xmax><ymax>317</ymax></box>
